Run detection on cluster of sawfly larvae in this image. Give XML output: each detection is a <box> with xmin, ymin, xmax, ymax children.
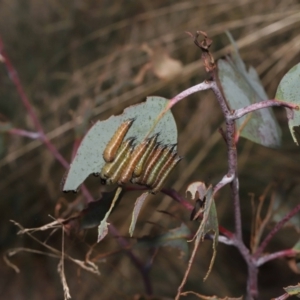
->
<box><xmin>100</xmin><ymin>118</ymin><xmax>182</xmax><ymax>194</ymax></box>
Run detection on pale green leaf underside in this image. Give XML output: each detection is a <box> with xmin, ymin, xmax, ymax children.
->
<box><xmin>192</xmin><ymin>184</ymin><xmax>219</xmax><ymax>281</ymax></box>
<box><xmin>284</xmin><ymin>283</ymin><xmax>300</xmax><ymax>297</ymax></box>
<box><xmin>129</xmin><ymin>192</ymin><xmax>149</xmax><ymax>237</ymax></box>
<box><xmin>63</xmin><ymin>96</ymin><xmax>178</xmax><ymax>191</ymax></box>
<box><xmin>276</xmin><ymin>62</ymin><xmax>300</xmax><ymax>145</ymax></box>
<box><xmin>217</xmin><ymin>33</ymin><xmax>281</xmax><ymax>148</ymax></box>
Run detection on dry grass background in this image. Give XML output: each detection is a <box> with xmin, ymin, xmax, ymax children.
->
<box><xmin>0</xmin><ymin>0</ymin><xmax>300</xmax><ymax>299</ymax></box>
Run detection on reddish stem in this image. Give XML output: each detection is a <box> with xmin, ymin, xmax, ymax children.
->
<box><xmin>0</xmin><ymin>38</ymin><xmax>43</xmax><ymax>134</ymax></box>
<box><xmin>0</xmin><ymin>36</ymin><xmax>69</xmax><ymax>169</ymax></box>
<box><xmin>8</xmin><ymin>128</ymin><xmax>41</xmax><ymax>139</ymax></box>
<box><xmin>168</xmin><ymin>81</ymin><xmax>212</xmax><ymax>109</ymax></box>
<box><xmin>231</xmin><ymin>99</ymin><xmax>299</xmax><ymax>120</ymax></box>
<box><xmin>161</xmin><ymin>188</ymin><xmax>194</xmax><ymax>211</ymax></box>
<box><xmin>256</xmin><ymin>248</ymin><xmax>297</xmax><ymax>267</ymax></box>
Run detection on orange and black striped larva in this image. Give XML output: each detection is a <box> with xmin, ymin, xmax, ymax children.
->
<box><xmin>133</xmin><ymin>133</ymin><xmax>159</xmax><ymax>178</ymax></box>
<box><xmin>137</xmin><ymin>143</ymin><xmax>166</xmax><ymax>185</ymax></box>
<box><xmin>151</xmin><ymin>155</ymin><xmax>182</xmax><ymax>194</ymax></box>
<box><xmin>144</xmin><ymin>144</ymin><xmax>176</xmax><ymax>188</ymax></box>
<box><xmin>100</xmin><ymin>137</ymin><xmax>135</xmax><ymax>184</ymax></box>
<box><xmin>118</xmin><ymin>138</ymin><xmax>150</xmax><ymax>185</ymax></box>
<box><xmin>103</xmin><ymin>118</ymin><xmax>135</xmax><ymax>163</ymax></box>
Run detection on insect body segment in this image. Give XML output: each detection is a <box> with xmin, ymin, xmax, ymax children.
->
<box><xmin>103</xmin><ymin>118</ymin><xmax>135</xmax><ymax>163</ymax></box>
<box><xmin>138</xmin><ymin>144</ymin><xmax>166</xmax><ymax>185</ymax></box>
<box><xmin>101</xmin><ymin>137</ymin><xmax>135</xmax><ymax>182</ymax></box>
<box><xmin>100</xmin><ymin>120</ymin><xmax>181</xmax><ymax>191</ymax></box>
<box><xmin>107</xmin><ymin>145</ymin><xmax>133</xmax><ymax>185</ymax></box>
<box><xmin>133</xmin><ymin>133</ymin><xmax>159</xmax><ymax>178</ymax></box>
<box><xmin>151</xmin><ymin>155</ymin><xmax>182</xmax><ymax>194</ymax></box>
<box><xmin>145</xmin><ymin>144</ymin><xmax>176</xmax><ymax>187</ymax></box>
<box><xmin>118</xmin><ymin>138</ymin><xmax>149</xmax><ymax>185</ymax></box>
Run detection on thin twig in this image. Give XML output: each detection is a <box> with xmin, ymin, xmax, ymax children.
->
<box><xmin>175</xmin><ymin>234</ymin><xmax>201</xmax><ymax>300</ymax></box>
<box><xmin>58</xmin><ymin>225</ymin><xmax>71</xmax><ymax>300</ymax></box>
<box><xmin>161</xmin><ymin>188</ymin><xmax>194</xmax><ymax>211</ymax></box>
<box><xmin>168</xmin><ymin>81</ymin><xmax>212</xmax><ymax>109</ymax></box>
<box><xmin>256</xmin><ymin>248</ymin><xmax>297</xmax><ymax>267</ymax></box>
<box><xmin>0</xmin><ymin>35</ymin><xmax>68</xmax><ymax>169</ymax></box>
<box><xmin>230</xmin><ymin>100</ymin><xmax>299</xmax><ymax>120</ymax></box>
<box><xmin>8</xmin><ymin>128</ymin><xmax>41</xmax><ymax>139</ymax></box>
<box><xmin>254</xmin><ymin>203</ymin><xmax>300</xmax><ymax>259</ymax></box>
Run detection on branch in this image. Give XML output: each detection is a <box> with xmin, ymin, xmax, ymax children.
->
<box><xmin>210</xmin><ymin>80</ymin><xmax>242</xmax><ymax>239</ymax></box>
<box><xmin>0</xmin><ymin>35</ymin><xmax>68</xmax><ymax>169</ymax></box>
<box><xmin>213</xmin><ymin>173</ymin><xmax>234</xmax><ymax>195</ymax></box>
<box><xmin>0</xmin><ymin>37</ymin><xmax>43</xmax><ymax>134</ymax></box>
<box><xmin>161</xmin><ymin>188</ymin><xmax>194</xmax><ymax>211</ymax></box>
<box><xmin>167</xmin><ymin>81</ymin><xmax>212</xmax><ymax>109</ymax></box>
<box><xmin>8</xmin><ymin>128</ymin><xmax>41</xmax><ymax>139</ymax></box>
<box><xmin>230</xmin><ymin>99</ymin><xmax>299</xmax><ymax>120</ymax></box>
<box><xmin>256</xmin><ymin>248</ymin><xmax>298</xmax><ymax>267</ymax></box>
<box><xmin>254</xmin><ymin>203</ymin><xmax>300</xmax><ymax>259</ymax></box>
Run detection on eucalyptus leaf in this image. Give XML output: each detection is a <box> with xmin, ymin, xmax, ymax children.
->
<box><xmin>129</xmin><ymin>192</ymin><xmax>150</xmax><ymax>237</ymax></box>
<box><xmin>275</xmin><ymin>62</ymin><xmax>300</xmax><ymax>145</ymax></box>
<box><xmin>217</xmin><ymin>32</ymin><xmax>281</xmax><ymax>148</ymax></box>
<box><xmin>187</xmin><ymin>183</ymin><xmax>219</xmax><ymax>281</ymax></box>
<box><xmin>137</xmin><ymin>223</ymin><xmax>191</xmax><ymax>261</ymax></box>
<box><xmin>63</xmin><ymin>96</ymin><xmax>178</xmax><ymax>192</ymax></box>
<box><xmin>284</xmin><ymin>283</ymin><xmax>300</xmax><ymax>297</ymax></box>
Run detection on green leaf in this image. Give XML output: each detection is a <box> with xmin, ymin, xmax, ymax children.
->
<box><xmin>188</xmin><ymin>183</ymin><xmax>219</xmax><ymax>281</ymax></box>
<box><xmin>62</xmin><ymin>96</ymin><xmax>178</xmax><ymax>192</ymax></box>
<box><xmin>129</xmin><ymin>192</ymin><xmax>150</xmax><ymax>237</ymax></box>
<box><xmin>217</xmin><ymin>32</ymin><xmax>281</xmax><ymax>148</ymax></box>
<box><xmin>284</xmin><ymin>283</ymin><xmax>300</xmax><ymax>297</ymax></box>
<box><xmin>276</xmin><ymin>62</ymin><xmax>300</xmax><ymax>145</ymax></box>
<box><xmin>137</xmin><ymin>223</ymin><xmax>191</xmax><ymax>261</ymax></box>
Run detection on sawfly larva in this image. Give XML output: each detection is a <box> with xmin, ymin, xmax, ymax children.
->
<box><xmin>101</xmin><ymin>137</ymin><xmax>135</xmax><ymax>182</ymax></box>
<box><xmin>133</xmin><ymin>133</ymin><xmax>159</xmax><ymax>178</ymax></box>
<box><xmin>138</xmin><ymin>143</ymin><xmax>166</xmax><ymax>185</ymax></box>
<box><xmin>103</xmin><ymin>118</ymin><xmax>135</xmax><ymax>163</ymax></box>
<box><xmin>144</xmin><ymin>144</ymin><xmax>176</xmax><ymax>187</ymax></box>
<box><xmin>118</xmin><ymin>138</ymin><xmax>150</xmax><ymax>185</ymax></box>
<box><xmin>106</xmin><ymin>144</ymin><xmax>134</xmax><ymax>185</ymax></box>
<box><xmin>151</xmin><ymin>155</ymin><xmax>182</xmax><ymax>194</ymax></box>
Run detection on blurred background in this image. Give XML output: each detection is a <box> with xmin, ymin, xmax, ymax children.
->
<box><xmin>1</xmin><ymin>0</ymin><xmax>300</xmax><ymax>299</ymax></box>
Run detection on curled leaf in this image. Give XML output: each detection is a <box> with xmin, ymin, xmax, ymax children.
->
<box><xmin>188</xmin><ymin>183</ymin><xmax>219</xmax><ymax>281</ymax></box>
<box><xmin>129</xmin><ymin>192</ymin><xmax>150</xmax><ymax>237</ymax></box>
